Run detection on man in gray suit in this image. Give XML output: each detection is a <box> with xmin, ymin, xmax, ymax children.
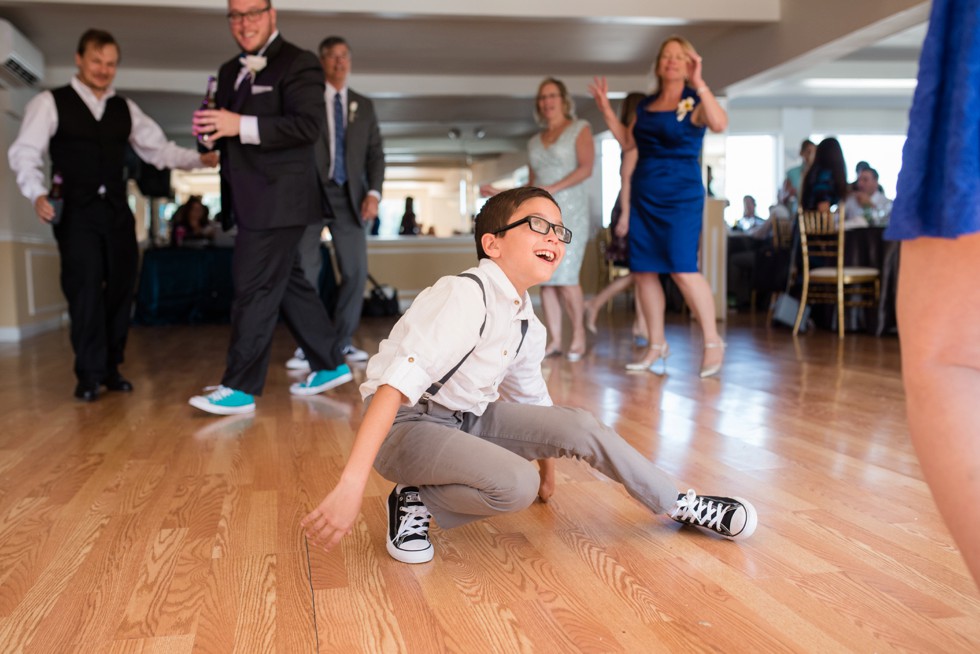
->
<box><xmin>289</xmin><ymin>35</ymin><xmax>385</xmax><ymax>369</ymax></box>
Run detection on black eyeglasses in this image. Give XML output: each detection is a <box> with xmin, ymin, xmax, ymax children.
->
<box><xmin>227</xmin><ymin>5</ymin><xmax>270</xmax><ymax>23</ymax></box>
<box><xmin>494</xmin><ymin>215</ymin><xmax>572</xmax><ymax>243</ymax></box>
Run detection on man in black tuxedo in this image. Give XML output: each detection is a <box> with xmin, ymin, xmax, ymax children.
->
<box><xmin>188</xmin><ymin>0</ymin><xmax>352</xmax><ymax>415</ymax></box>
<box><xmin>8</xmin><ymin>29</ymin><xmax>217</xmax><ymax>402</ymax></box>
<box><xmin>288</xmin><ymin>36</ymin><xmax>386</xmax><ymax>370</ymax></box>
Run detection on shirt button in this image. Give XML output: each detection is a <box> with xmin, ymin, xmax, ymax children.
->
<box><xmin>503</xmin><ymin>350</ymin><xmax>508</xmax><ymax>356</ymax></box>
<box><xmin>513</xmin><ymin>300</ymin><xmax>519</xmax><ymax>305</ymax></box>
<box><xmin>408</xmin><ymin>357</ymin><xmax>415</xmax><ymax>363</ymax></box>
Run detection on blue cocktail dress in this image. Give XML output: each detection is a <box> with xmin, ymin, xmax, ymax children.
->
<box><xmin>629</xmin><ymin>88</ymin><xmax>707</xmax><ymax>272</ymax></box>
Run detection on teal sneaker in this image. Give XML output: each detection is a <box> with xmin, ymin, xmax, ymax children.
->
<box><xmin>289</xmin><ymin>364</ymin><xmax>353</xmax><ymax>396</ymax></box>
<box><xmin>189</xmin><ymin>385</ymin><xmax>256</xmax><ymax>415</ymax></box>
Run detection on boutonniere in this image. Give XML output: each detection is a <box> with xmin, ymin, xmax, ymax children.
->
<box><xmin>676</xmin><ymin>97</ymin><xmax>695</xmax><ymax>122</ymax></box>
<box><xmin>240</xmin><ymin>54</ymin><xmax>267</xmax><ymax>79</ymax></box>
<box><xmin>349</xmin><ymin>100</ymin><xmax>358</xmax><ymax>124</ymax></box>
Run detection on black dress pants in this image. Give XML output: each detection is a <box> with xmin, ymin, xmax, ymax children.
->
<box><xmin>54</xmin><ymin>199</ymin><xmax>138</xmax><ymax>384</ymax></box>
<box><xmin>221</xmin><ymin>224</ymin><xmax>345</xmax><ymax>395</ymax></box>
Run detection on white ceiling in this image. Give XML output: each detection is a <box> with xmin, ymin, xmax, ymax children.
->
<box><xmin>0</xmin><ymin>0</ymin><xmax>929</xmax><ymax>164</ymax></box>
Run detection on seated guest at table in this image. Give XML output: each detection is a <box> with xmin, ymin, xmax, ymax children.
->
<box><xmin>801</xmin><ymin>137</ymin><xmax>849</xmax><ymax>213</ymax></box>
<box><xmin>779</xmin><ymin>138</ymin><xmax>815</xmax><ymax>215</ymax></box>
<box><xmin>171</xmin><ymin>195</ymin><xmax>215</xmax><ymax>246</ymax></box>
<box><xmin>732</xmin><ymin>195</ymin><xmax>764</xmax><ymax>232</ymax></box>
<box><xmin>728</xmin><ymin>204</ymin><xmax>789</xmax><ymax>308</ymax></box>
<box><xmin>851</xmin><ymin>160</ymin><xmax>886</xmax><ymax>194</ymax></box>
<box><xmin>844</xmin><ymin>167</ymin><xmax>892</xmax><ymax>227</ymax></box>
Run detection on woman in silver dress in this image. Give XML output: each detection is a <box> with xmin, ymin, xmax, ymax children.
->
<box><xmin>484</xmin><ymin>78</ymin><xmax>594</xmax><ymax>360</ymax></box>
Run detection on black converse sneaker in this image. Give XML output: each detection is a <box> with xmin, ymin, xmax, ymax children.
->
<box><xmin>386</xmin><ymin>485</ymin><xmax>434</xmax><ymax>564</ymax></box>
<box><xmin>669</xmin><ymin>489</ymin><xmax>758</xmax><ymax>541</ymax></box>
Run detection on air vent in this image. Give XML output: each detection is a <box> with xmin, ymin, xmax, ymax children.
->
<box><xmin>0</xmin><ymin>20</ymin><xmax>43</xmax><ymax>88</ymax></box>
<box><xmin>3</xmin><ymin>54</ymin><xmax>40</xmax><ymax>86</ymax></box>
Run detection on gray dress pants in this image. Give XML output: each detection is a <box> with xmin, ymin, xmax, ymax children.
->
<box><xmin>373</xmin><ymin>399</ymin><xmax>680</xmax><ymax>529</ymax></box>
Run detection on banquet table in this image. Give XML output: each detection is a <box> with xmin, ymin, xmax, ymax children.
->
<box><xmin>134</xmin><ymin>247</ymin><xmax>234</xmax><ymax>325</ymax></box>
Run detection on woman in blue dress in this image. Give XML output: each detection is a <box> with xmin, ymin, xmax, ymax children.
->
<box><xmin>887</xmin><ymin>0</ymin><xmax>980</xmax><ymax>588</ymax></box>
<box><xmin>592</xmin><ymin>36</ymin><xmax>728</xmax><ymax>377</ymax></box>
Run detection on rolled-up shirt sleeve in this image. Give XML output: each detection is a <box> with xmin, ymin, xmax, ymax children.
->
<box><xmin>363</xmin><ymin>277</ymin><xmax>486</xmax><ymax>405</ymax></box>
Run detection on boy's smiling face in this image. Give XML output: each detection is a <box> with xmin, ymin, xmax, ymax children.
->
<box><xmin>481</xmin><ymin>196</ymin><xmax>565</xmax><ymax>295</ymax></box>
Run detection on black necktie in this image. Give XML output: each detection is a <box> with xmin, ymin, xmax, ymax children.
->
<box><xmin>231</xmin><ymin>72</ymin><xmax>252</xmax><ymax>113</ymax></box>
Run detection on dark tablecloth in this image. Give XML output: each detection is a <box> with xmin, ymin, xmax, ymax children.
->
<box><xmin>134</xmin><ymin>247</ymin><xmax>234</xmax><ymax>325</ymax></box>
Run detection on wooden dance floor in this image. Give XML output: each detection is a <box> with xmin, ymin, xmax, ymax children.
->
<box><xmin>1</xmin><ymin>310</ymin><xmax>978</xmax><ymax>653</ymax></box>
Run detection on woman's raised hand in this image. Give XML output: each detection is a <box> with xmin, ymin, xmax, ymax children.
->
<box><xmin>685</xmin><ymin>46</ymin><xmax>705</xmax><ymax>88</ymax></box>
<box><xmin>588</xmin><ymin>76</ymin><xmax>614</xmax><ymax>116</ymax></box>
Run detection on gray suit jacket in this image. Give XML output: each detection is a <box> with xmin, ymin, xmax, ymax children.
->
<box><xmin>316</xmin><ymin>88</ymin><xmax>385</xmax><ymax>220</ymax></box>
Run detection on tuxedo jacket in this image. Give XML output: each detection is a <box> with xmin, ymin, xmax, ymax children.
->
<box><xmin>314</xmin><ymin>88</ymin><xmax>385</xmax><ymax>219</ymax></box>
<box><xmin>215</xmin><ymin>36</ymin><xmax>326</xmax><ymax>230</ymax></box>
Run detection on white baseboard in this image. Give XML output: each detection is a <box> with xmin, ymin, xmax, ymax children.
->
<box><xmin>0</xmin><ymin>314</ymin><xmax>66</xmax><ymax>342</ymax></box>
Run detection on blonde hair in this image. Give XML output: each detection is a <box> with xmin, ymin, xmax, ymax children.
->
<box><xmin>533</xmin><ymin>77</ymin><xmax>575</xmax><ymax>125</ymax></box>
<box><xmin>650</xmin><ymin>35</ymin><xmax>696</xmax><ymax>94</ymax></box>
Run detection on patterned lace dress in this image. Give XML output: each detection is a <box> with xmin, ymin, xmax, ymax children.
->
<box><xmin>528</xmin><ymin>119</ymin><xmax>590</xmax><ymax>286</ymax></box>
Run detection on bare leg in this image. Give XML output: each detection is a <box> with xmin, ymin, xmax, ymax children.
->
<box><xmin>633</xmin><ymin>293</ymin><xmax>648</xmax><ymax>341</ymax></box>
<box><xmin>585</xmin><ymin>275</ymin><xmax>634</xmax><ymax>333</ymax></box>
<box><xmin>540</xmin><ymin>285</ymin><xmax>563</xmax><ymax>354</ymax></box>
<box><xmin>560</xmin><ymin>284</ymin><xmax>587</xmax><ymax>357</ymax></box>
<box><xmin>630</xmin><ymin>272</ymin><xmax>667</xmax><ymax>366</ymax></box>
<box><xmin>671</xmin><ymin>272</ymin><xmax>724</xmax><ymax>374</ymax></box>
<box><xmin>898</xmin><ymin>233</ymin><xmax>980</xmax><ymax>588</ymax></box>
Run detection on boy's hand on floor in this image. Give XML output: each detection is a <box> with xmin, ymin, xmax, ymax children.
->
<box><xmin>302</xmin><ymin>481</ymin><xmax>365</xmax><ymax>551</ymax></box>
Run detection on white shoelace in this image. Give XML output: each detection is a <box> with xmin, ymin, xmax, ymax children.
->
<box><xmin>203</xmin><ymin>385</ymin><xmax>234</xmax><ymax>400</ymax></box>
<box><xmin>672</xmin><ymin>490</ymin><xmax>731</xmax><ymax>531</ymax></box>
<box><xmin>396</xmin><ymin>500</ymin><xmax>431</xmax><ymax>543</ymax></box>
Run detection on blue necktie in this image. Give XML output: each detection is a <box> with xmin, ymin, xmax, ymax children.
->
<box><xmin>333</xmin><ymin>93</ymin><xmax>347</xmax><ymax>185</ymax></box>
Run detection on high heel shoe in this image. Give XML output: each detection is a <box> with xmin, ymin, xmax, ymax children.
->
<box><xmin>699</xmin><ymin>340</ymin><xmax>726</xmax><ymax>378</ymax></box>
<box><xmin>625</xmin><ymin>343</ymin><xmax>670</xmax><ymax>374</ymax></box>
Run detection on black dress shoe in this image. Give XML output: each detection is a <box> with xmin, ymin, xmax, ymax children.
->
<box><xmin>103</xmin><ymin>374</ymin><xmax>134</xmax><ymax>392</ymax></box>
<box><xmin>74</xmin><ymin>381</ymin><xmax>99</xmax><ymax>402</ymax></box>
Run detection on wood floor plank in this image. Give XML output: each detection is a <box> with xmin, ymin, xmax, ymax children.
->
<box><xmin>1</xmin><ymin>315</ymin><xmax>978</xmax><ymax>652</ymax></box>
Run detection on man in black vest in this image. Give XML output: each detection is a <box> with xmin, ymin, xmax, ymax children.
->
<box><xmin>187</xmin><ymin>0</ymin><xmax>352</xmax><ymax>416</ymax></box>
<box><xmin>8</xmin><ymin>29</ymin><xmax>217</xmax><ymax>402</ymax></box>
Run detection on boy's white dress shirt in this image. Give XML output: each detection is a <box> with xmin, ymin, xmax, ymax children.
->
<box><xmin>361</xmin><ymin>259</ymin><xmax>553</xmax><ymax>414</ymax></box>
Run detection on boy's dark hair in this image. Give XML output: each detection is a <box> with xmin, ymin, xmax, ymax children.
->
<box><xmin>77</xmin><ymin>29</ymin><xmax>118</xmax><ymax>58</ymax></box>
<box><xmin>319</xmin><ymin>36</ymin><xmax>350</xmax><ymax>56</ymax></box>
<box><xmin>474</xmin><ymin>187</ymin><xmax>558</xmax><ymax>260</ymax></box>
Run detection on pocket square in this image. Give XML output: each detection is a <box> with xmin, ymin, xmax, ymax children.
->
<box><xmin>251</xmin><ymin>85</ymin><xmax>274</xmax><ymax>95</ymax></box>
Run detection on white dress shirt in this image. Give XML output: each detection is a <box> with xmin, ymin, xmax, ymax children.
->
<box><xmin>8</xmin><ymin>75</ymin><xmax>202</xmax><ymax>204</ymax></box>
<box><xmin>361</xmin><ymin>259</ymin><xmax>553</xmax><ymax>414</ymax></box>
<box><xmin>844</xmin><ymin>190</ymin><xmax>893</xmax><ymax>228</ymax></box>
<box><xmin>324</xmin><ymin>83</ymin><xmax>380</xmax><ymax>201</ymax></box>
<box><xmin>235</xmin><ymin>30</ymin><xmax>279</xmax><ymax>146</ymax></box>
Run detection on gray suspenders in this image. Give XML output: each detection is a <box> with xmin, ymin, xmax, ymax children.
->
<box><xmin>423</xmin><ymin>272</ymin><xmax>529</xmax><ymax>399</ymax></box>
